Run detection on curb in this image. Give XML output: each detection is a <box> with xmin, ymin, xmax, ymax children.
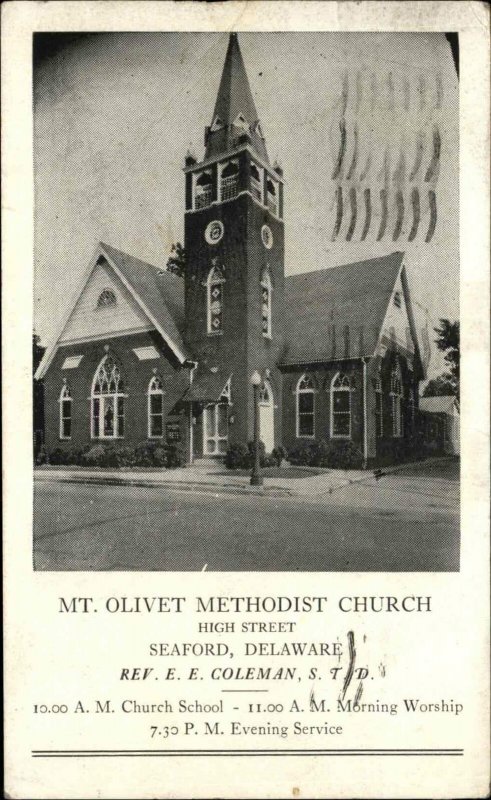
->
<box><xmin>34</xmin><ymin>473</ymin><xmax>292</xmax><ymax>499</ymax></box>
<box><xmin>371</xmin><ymin>455</ymin><xmax>458</xmax><ymax>479</ymax></box>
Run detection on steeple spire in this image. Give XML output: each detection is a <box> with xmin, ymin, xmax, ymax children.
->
<box><xmin>205</xmin><ymin>33</ymin><xmax>269</xmax><ymax>162</ymax></box>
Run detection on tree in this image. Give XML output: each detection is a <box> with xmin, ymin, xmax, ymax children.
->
<box><xmin>33</xmin><ymin>333</ymin><xmax>45</xmax><ymax>373</ymax></box>
<box><xmin>33</xmin><ymin>333</ymin><xmax>46</xmax><ymax>460</ymax></box>
<box><xmin>165</xmin><ymin>242</ymin><xmax>186</xmax><ymax>277</ymax></box>
<box><xmin>423</xmin><ymin>375</ymin><xmax>455</xmax><ymax>397</ymax></box>
<box><xmin>424</xmin><ymin>319</ymin><xmax>459</xmax><ymax>398</ymax></box>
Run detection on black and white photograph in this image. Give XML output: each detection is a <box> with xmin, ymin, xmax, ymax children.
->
<box><xmin>33</xmin><ymin>30</ymin><xmax>460</xmax><ymax>572</ymax></box>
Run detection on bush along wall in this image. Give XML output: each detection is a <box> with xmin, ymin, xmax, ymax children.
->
<box><xmin>288</xmin><ymin>439</ymin><xmax>363</xmax><ymax>470</ymax></box>
<box><xmin>44</xmin><ymin>442</ymin><xmax>184</xmax><ymax>469</ymax></box>
<box><xmin>225</xmin><ymin>441</ymin><xmax>286</xmax><ymax>470</ymax></box>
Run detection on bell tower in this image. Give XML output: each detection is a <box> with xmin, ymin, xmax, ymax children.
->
<box><xmin>183</xmin><ymin>33</ymin><xmax>285</xmax><ymax>448</ymax></box>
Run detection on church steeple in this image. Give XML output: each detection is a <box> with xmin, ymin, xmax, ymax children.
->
<box><xmin>205</xmin><ymin>33</ymin><xmax>269</xmax><ymax>163</ymax></box>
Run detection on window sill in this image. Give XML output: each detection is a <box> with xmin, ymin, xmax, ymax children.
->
<box><xmin>91</xmin><ymin>436</ymin><xmax>125</xmax><ymax>441</ymax></box>
<box><xmin>207</xmin><ymin>331</ymin><xmax>223</xmax><ymax>337</ymax></box>
<box><xmin>330</xmin><ymin>435</ymin><xmax>351</xmax><ymax>440</ymax></box>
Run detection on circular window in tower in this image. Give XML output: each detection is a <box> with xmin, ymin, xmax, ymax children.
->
<box><xmin>205</xmin><ymin>220</ymin><xmax>224</xmax><ymax>245</ymax></box>
<box><xmin>261</xmin><ymin>224</ymin><xmax>273</xmax><ymax>249</ymax></box>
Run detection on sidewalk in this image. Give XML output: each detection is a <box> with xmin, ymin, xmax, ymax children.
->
<box><xmin>33</xmin><ymin>457</ymin><xmax>453</xmax><ymax>499</ymax></box>
<box><xmin>34</xmin><ymin>463</ymin><xmax>369</xmax><ymax>498</ymax></box>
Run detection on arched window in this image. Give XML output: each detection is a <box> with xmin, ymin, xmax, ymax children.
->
<box><xmin>296</xmin><ymin>374</ymin><xmax>315</xmax><ymax>438</ymax></box>
<box><xmin>390</xmin><ymin>363</ymin><xmax>403</xmax><ymax>438</ymax></box>
<box><xmin>331</xmin><ymin>372</ymin><xmax>351</xmax><ymax>438</ymax></box>
<box><xmin>250</xmin><ymin>162</ymin><xmax>263</xmax><ymax>201</ymax></box>
<box><xmin>91</xmin><ymin>355</ymin><xmax>126</xmax><ymax>439</ymax></box>
<box><xmin>206</xmin><ymin>266</ymin><xmax>225</xmax><ymax>334</ymax></box>
<box><xmin>375</xmin><ymin>372</ymin><xmax>383</xmax><ymax>438</ymax></box>
<box><xmin>97</xmin><ymin>288</ymin><xmax>116</xmax><ymax>308</ymax></box>
<box><xmin>148</xmin><ymin>376</ymin><xmax>164</xmax><ymax>438</ymax></box>
<box><xmin>220</xmin><ymin>160</ymin><xmax>239</xmax><ymax>201</ymax></box>
<box><xmin>59</xmin><ymin>384</ymin><xmax>72</xmax><ymax>439</ymax></box>
<box><xmin>261</xmin><ymin>269</ymin><xmax>272</xmax><ymax>338</ymax></box>
<box><xmin>408</xmin><ymin>386</ymin><xmax>416</xmax><ymax>432</ymax></box>
<box><xmin>266</xmin><ymin>178</ymin><xmax>277</xmax><ymax>214</ymax></box>
<box><xmin>195</xmin><ymin>171</ymin><xmax>213</xmax><ymax>209</ymax></box>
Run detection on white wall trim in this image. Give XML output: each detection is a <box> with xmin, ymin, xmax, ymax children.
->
<box><xmin>59</xmin><ymin>326</ymin><xmax>155</xmax><ymax>348</ymax></box>
<box><xmin>36</xmin><ymin>243</ymin><xmax>187</xmax><ymax>379</ymax></box>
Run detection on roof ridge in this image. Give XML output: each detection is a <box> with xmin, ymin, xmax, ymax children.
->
<box><xmin>285</xmin><ymin>252</ymin><xmax>404</xmax><ymax>282</ymax></box>
<box><xmin>100</xmin><ymin>241</ymin><xmax>161</xmax><ymax>272</ymax></box>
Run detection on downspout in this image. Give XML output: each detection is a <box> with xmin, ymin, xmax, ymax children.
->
<box><xmin>362</xmin><ymin>357</ymin><xmax>369</xmax><ymax>470</ymax></box>
<box><xmin>186</xmin><ymin>360</ymin><xmax>198</xmax><ymax>465</ymax></box>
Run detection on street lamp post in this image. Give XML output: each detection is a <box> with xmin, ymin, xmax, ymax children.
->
<box><xmin>250</xmin><ymin>370</ymin><xmax>263</xmax><ymax>486</ymax></box>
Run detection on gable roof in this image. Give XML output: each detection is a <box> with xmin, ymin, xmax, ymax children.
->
<box><xmin>281</xmin><ymin>252</ymin><xmax>407</xmax><ymax>365</ymax></box>
<box><xmin>419</xmin><ymin>396</ymin><xmax>459</xmax><ymax>414</ymax></box>
<box><xmin>100</xmin><ymin>243</ymin><xmax>186</xmax><ymax>357</ymax></box>
<box><xmin>35</xmin><ymin>242</ymin><xmax>187</xmax><ymax>379</ymax></box>
<box><xmin>182</xmin><ymin>367</ymin><xmax>232</xmax><ymax>403</ymax></box>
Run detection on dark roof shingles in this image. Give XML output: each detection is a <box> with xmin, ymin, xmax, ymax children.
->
<box><xmin>100</xmin><ymin>242</ymin><xmax>187</xmax><ymax>360</ymax></box>
<box><xmin>281</xmin><ymin>252</ymin><xmax>404</xmax><ymax>364</ymax></box>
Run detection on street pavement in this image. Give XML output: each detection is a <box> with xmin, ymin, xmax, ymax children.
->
<box><xmin>33</xmin><ymin>459</ymin><xmax>459</xmax><ymax>572</ymax></box>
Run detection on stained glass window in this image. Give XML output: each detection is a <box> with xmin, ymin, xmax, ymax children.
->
<box><xmin>206</xmin><ymin>266</ymin><xmax>225</xmax><ymax>334</ymax></box>
<box><xmin>91</xmin><ymin>355</ymin><xmax>126</xmax><ymax>438</ymax></box>
<box><xmin>331</xmin><ymin>373</ymin><xmax>351</xmax><ymax>438</ymax></box>
<box><xmin>261</xmin><ymin>269</ymin><xmax>272</xmax><ymax>338</ymax></box>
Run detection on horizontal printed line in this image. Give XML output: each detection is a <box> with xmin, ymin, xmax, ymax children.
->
<box><xmin>32</xmin><ymin>749</ymin><xmax>464</xmax><ymax>758</ymax></box>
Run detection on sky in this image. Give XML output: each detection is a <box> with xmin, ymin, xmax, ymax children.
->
<box><xmin>34</xmin><ymin>32</ymin><xmax>459</xmax><ymax>375</ymax></box>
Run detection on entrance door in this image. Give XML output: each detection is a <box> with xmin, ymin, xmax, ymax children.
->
<box><xmin>259</xmin><ymin>381</ymin><xmax>274</xmax><ymax>453</ymax></box>
<box><xmin>203</xmin><ymin>403</ymin><xmax>228</xmax><ymax>456</ymax></box>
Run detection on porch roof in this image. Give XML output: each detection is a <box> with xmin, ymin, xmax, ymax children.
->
<box><xmin>183</xmin><ymin>368</ymin><xmax>232</xmax><ymax>403</ymax></box>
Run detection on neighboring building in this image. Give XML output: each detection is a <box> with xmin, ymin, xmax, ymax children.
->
<box><xmin>419</xmin><ymin>396</ymin><xmax>460</xmax><ymax>455</ymax></box>
<box><xmin>35</xmin><ymin>33</ymin><xmax>425</xmax><ymax>467</ymax></box>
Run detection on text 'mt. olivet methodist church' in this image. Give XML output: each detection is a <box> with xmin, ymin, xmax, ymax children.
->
<box><xmin>35</xmin><ymin>33</ymin><xmax>425</xmax><ymax>466</ymax></box>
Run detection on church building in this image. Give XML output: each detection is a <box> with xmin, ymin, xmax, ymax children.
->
<box><xmin>36</xmin><ymin>33</ymin><xmax>425</xmax><ymax>468</ymax></box>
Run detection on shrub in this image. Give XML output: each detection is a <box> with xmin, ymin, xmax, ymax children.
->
<box><xmin>114</xmin><ymin>446</ymin><xmax>137</xmax><ymax>468</ymax></box>
<box><xmin>225</xmin><ymin>440</ymin><xmax>275</xmax><ymax>469</ymax></box>
<box><xmin>318</xmin><ymin>440</ymin><xmax>363</xmax><ymax>469</ymax></box>
<box><xmin>271</xmin><ymin>445</ymin><xmax>288</xmax><ymax>467</ymax></box>
<box><xmin>225</xmin><ymin>442</ymin><xmax>250</xmax><ymax>469</ymax></box>
<box><xmin>64</xmin><ymin>448</ymin><xmax>85</xmax><ymax>466</ymax></box>
<box><xmin>288</xmin><ymin>441</ymin><xmax>316</xmax><ymax>466</ymax></box>
<box><xmin>35</xmin><ymin>446</ymin><xmax>47</xmax><ymax>466</ymax></box>
<box><xmin>164</xmin><ymin>443</ymin><xmax>183</xmax><ymax>469</ymax></box>
<box><xmin>45</xmin><ymin>442</ymin><xmax>185</xmax><ymax>469</ymax></box>
<box><xmin>81</xmin><ymin>444</ymin><xmax>106</xmax><ymax>467</ymax></box>
<box><xmin>48</xmin><ymin>447</ymin><xmax>70</xmax><ymax>465</ymax></box>
<box><xmin>133</xmin><ymin>442</ymin><xmax>156</xmax><ymax>467</ymax></box>
<box><xmin>288</xmin><ymin>439</ymin><xmax>363</xmax><ymax>469</ymax></box>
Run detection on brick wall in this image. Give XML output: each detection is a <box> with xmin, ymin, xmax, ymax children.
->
<box><xmin>43</xmin><ymin>330</ymin><xmax>189</xmax><ymax>456</ymax></box>
<box><xmin>281</xmin><ymin>361</ymin><xmax>364</xmax><ymax>452</ymax></box>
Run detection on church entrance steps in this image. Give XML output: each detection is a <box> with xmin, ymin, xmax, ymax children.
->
<box><xmin>191</xmin><ymin>458</ymin><xmax>224</xmax><ymax>472</ymax></box>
